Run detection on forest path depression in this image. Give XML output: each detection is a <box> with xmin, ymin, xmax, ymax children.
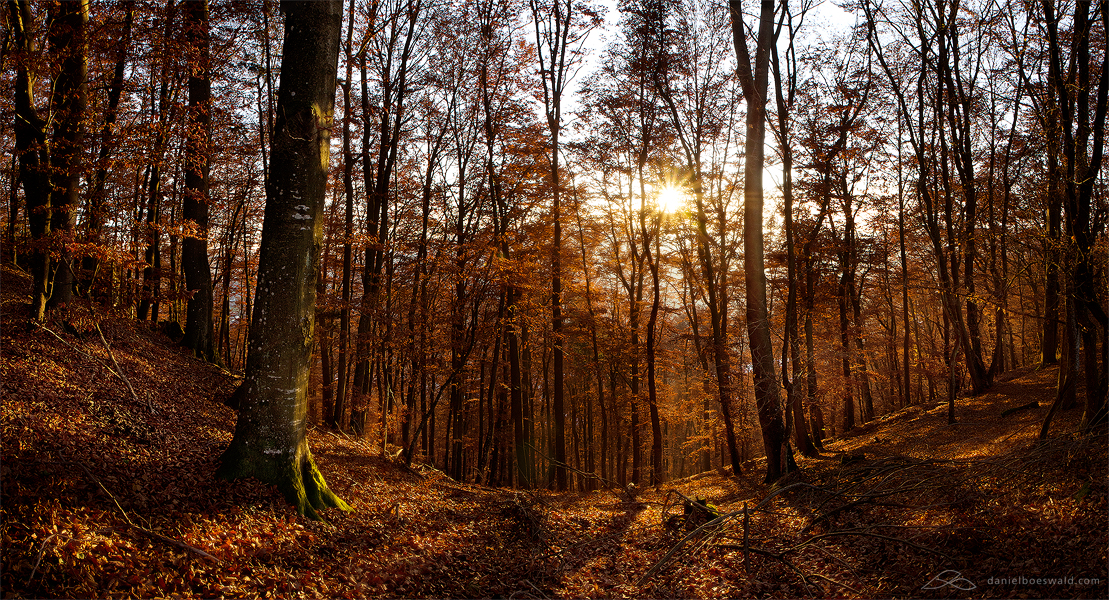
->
<box><xmin>2</xmin><ymin>263</ymin><xmax>1106</xmax><ymax>599</ymax></box>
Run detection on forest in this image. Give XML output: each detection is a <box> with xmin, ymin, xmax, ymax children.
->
<box><xmin>1</xmin><ymin>0</ymin><xmax>1107</xmax><ymax>596</ymax></box>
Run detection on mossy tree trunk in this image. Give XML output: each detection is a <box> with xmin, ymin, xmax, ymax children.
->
<box><xmin>216</xmin><ymin>0</ymin><xmax>349</xmax><ymax>521</ymax></box>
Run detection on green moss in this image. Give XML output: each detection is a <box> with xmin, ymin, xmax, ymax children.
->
<box><xmin>216</xmin><ymin>440</ymin><xmax>352</xmax><ymax>521</ymax></box>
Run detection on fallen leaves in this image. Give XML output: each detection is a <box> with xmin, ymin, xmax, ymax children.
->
<box><xmin>2</xmin><ymin>263</ymin><xmax>1108</xmax><ymax>599</ymax></box>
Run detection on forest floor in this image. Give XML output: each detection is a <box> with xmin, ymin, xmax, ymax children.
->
<box><xmin>2</xmin><ymin>262</ymin><xmax>1107</xmax><ymax>600</ymax></box>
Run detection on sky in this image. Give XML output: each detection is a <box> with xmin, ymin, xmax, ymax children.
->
<box><xmin>566</xmin><ymin>0</ymin><xmax>862</xmax><ymax>213</ymax></box>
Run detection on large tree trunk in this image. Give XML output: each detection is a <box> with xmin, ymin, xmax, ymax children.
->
<box><xmin>44</xmin><ymin>0</ymin><xmax>88</xmax><ymax>309</ymax></box>
<box><xmin>10</xmin><ymin>0</ymin><xmax>52</xmax><ymax>321</ymax></box>
<box><xmin>216</xmin><ymin>0</ymin><xmax>350</xmax><ymax>521</ymax></box>
<box><xmin>182</xmin><ymin>0</ymin><xmax>215</xmax><ymax>362</ymax></box>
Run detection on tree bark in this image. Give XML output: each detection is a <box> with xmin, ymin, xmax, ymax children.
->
<box><xmin>10</xmin><ymin>0</ymin><xmax>52</xmax><ymax>321</ymax></box>
<box><xmin>182</xmin><ymin>0</ymin><xmax>215</xmax><ymax>362</ymax></box>
<box><xmin>731</xmin><ymin>0</ymin><xmax>786</xmax><ymax>482</ymax></box>
<box><xmin>216</xmin><ymin>0</ymin><xmax>350</xmax><ymax>521</ymax></box>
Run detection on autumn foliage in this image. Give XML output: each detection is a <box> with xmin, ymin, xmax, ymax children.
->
<box><xmin>2</xmin><ymin>0</ymin><xmax>1108</xmax><ymax>595</ymax></box>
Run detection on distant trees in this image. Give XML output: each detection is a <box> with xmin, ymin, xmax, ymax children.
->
<box><xmin>3</xmin><ymin>0</ymin><xmax>1104</xmax><ymax>503</ymax></box>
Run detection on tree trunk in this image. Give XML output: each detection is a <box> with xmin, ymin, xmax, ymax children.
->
<box><xmin>851</xmin><ymin>280</ymin><xmax>875</xmax><ymax>422</ymax></box>
<box><xmin>45</xmin><ymin>0</ymin><xmax>88</xmax><ymax>305</ymax></box>
<box><xmin>530</xmin><ymin>0</ymin><xmax>594</xmax><ymax>492</ymax></box>
<box><xmin>645</xmin><ymin>220</ymin><xmax>664</xmax><ymax>486</ymax></box>
<box><xmin>353</xmin><ymin>0</ymin><xmax>416</xmax><ymax>410</ymax></box>
<box><xmin>838</xmin><ymin>269</ymin><xmax>855</xmax><ymax>432</ymax></box>
<box><xmin>334</xmin><ymin>0</ymin><xmax>358</xmax><ymax>431</ymax></box>
<box><xmin>10</xmin><ymin>0</ymin><xmax>52</xmax><ymax>321</ymax></box>
<box><xmin>1042</xmin><ymin>157</ymin><xmax>1061</xmax><ymax>365</ymax></box>
<box><xmin>804</xmin><ymin>261</ymin><xmax>823</xmax><ymax>450</ymax></box>
<box><xmin>575</xmin><ymin>209</ymin><xmax>605</xmax><ymax>489</ymax></box>
<box><xmin>45</xmin><ymin>0</ymin><xmax>89</xmax><ymax>309</ymax></box>
<box><xmin>138</xmin><ymin>3</ymin><xmax>180</xmax><ymax>323</ymax></box>
<box><xmin>82</xmin><ymin>1</ymin><xmax>135</xmax><ymax>295</ymax></box>
<box><xmin>182</xmin><ymin>0</ymin><xmax>215</xmax><ymax>362</ymax></box>
<box><xmin>731</xmin><ymin>0</ymin><xmax>786</xmax><ymax>482</ymax></box>
<box><xmin>216</xmin><ymin>0</ymin><xmax>350</xmax><ymax>521</ymax></box>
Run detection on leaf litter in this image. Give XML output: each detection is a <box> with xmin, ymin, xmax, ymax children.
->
<box><xmin>2</xmin><ymin>263</ymin><xmax>1106</xmax><ymax>599</ymax></box>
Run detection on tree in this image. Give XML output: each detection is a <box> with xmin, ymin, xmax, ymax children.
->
<box><xmin>657</xmin><ymin>0</ymin><xmax>746</xmax><ymax>479</ymax></box>
<box><xmin>9</xmin><ymin>0</ymin><xmax>89</xmax><ymax>318</ymax></box>
<box><xmin>9</xmin><ymin>0</ymin><xmax>53</xmax><ymax>321</ymax></box>
<box><xmin>44</xmin><ymin>0</ymin><xmax>89</xmax><ymax>309</ymax></box>
<box><xmin>350</xmin><ymin>0</ymin><xmax>422</xmax><ymax>424</ymax></box>
<box><xmin>530</xmin><ymin>0</ymin><xmax>602</xmax><ymax>491</ymax></box>
<box><xmin>1035</xmin><ymin>0</ymin><xmax>1108</xmax><ymax>435</ymax></box>
<box><xmin>333</xmin><ymin>0</ymin><xmax>365</xmax><ymax>430</ymax></box>
<box><xmin>137</xmin><ymin>1</ymin><xmax>183</xmax><ymax>324</ymax></box>
<box><xmin>770</xmin><ymin>0</ymin><xmax>819</xmax><ymax>457</ymax></box>
<box><xmin>577</xmin><ymin>0</ymin><xmax>670</xmax><ymax>485</ymax></box>
<box><xmin>81</xmin><ymin>1</ymin><xmax>135</xmax><ymax>296</ymax></box>
<box><xmin>730</xmin><ymin>0</ymin><xmax>788</xmax><ymax>481</ymax></box>
<box><xmin>181</xmin><ymin>0</ymin><xmax>216</xmax><ymax>362</ymax></box>
<box><xmin>216</xmin><ymin>0</ymin><xmax>351</xmax><ymax>520</ymax></box>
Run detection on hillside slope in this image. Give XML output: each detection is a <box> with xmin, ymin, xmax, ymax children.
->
<box><xmin>2</xmin><ymin>263</ymin><xmax>1106</xmax><ymax>599</ymax></box>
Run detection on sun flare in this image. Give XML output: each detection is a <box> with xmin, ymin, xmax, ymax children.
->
<box><xmin>657</xmin><ymin>185</ymin><xmax>685</xmax><ymax>213</ymax></box>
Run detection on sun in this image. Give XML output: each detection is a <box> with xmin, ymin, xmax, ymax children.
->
<box><xmin>656</xmin><ymin>185</ymin><xmax>685</xmax><ymax>213</ymax></box>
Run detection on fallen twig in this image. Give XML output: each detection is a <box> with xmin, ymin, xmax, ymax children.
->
<box><xmin>26</xmin><ymin>532</ymin><xmax>68</xmax><ymax>586</ymax></box>
<box><xmin>95</xmin><ymin>322</ymin><xmax>151</xmax><ymax>413</ymax></box>
<box><xmin>44</xmin><ymin>460</ymin><xmax>220</xmax><ymax>562</ymax></box>
<box><xmin>788</xmin><ymin>529</ymin><xmax>950</xmax><ymax>559</ymax></box>
<box><xmin>38</xmin><ymin>324</ymin><xmax>117</xmax><ymax>375</ymax></box>
<box><xmin>806</xmin><ymin>572</ymin><xmax>862</xmax><ymax>595</ymax></box>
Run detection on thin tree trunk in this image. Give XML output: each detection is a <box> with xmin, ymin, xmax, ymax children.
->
<box><xmin>730</xmin><ymin>0</ymin><xmax>786</xmax><ymax>482</ymax></box>
<box><xmin>82</xmin><ymin>1</ymin><xmax>135</xmax><ymax>294</ymax></box>
<box><xmin>333</xmin><ymin>0</ymin><xmax>355</xmax><ymax>430</ymax></box>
